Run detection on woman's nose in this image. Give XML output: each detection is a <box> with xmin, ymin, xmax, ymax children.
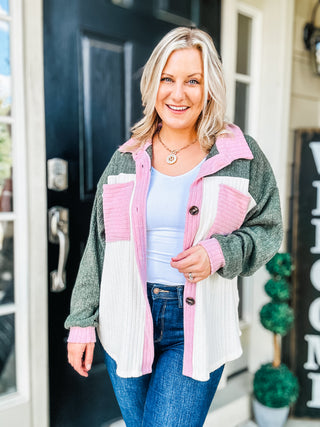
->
<box><xmin>171</xmin><ymin>82</ymin><xmax>184</xmax><ymax>101</ymax></box>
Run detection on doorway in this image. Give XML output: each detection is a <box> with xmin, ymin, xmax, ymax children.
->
<box><xmin>43</xmin><ymin>1</ymin><xmax>220</xmax><ymax>425</ymax></box>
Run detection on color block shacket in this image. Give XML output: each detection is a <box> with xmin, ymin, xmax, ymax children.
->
<box><xmin>65</xmin><ymin>124</ymin><xmax>283</xmax><ymax>381</ymax></box>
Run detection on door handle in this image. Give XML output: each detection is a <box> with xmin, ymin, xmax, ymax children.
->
<box><xmin>48</xmin><ymin>206</ymin><xmax>69</xmax><ymax>292</ymax></box>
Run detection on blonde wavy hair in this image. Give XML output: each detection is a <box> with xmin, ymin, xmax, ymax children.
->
<box><xmin>130</xmin><ymin>26</ymin><xmax>228</xmax><ymax>152</ymax></box>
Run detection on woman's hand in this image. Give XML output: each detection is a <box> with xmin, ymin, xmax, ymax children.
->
<box><xmin>171</xmin><ymin>245</ymin><xmax>211</xmax><ymax>283</ymax></box>
<box><xmin>67</xmin><ymin>342</ymin><xmax>95</xmax><ymax>377</ymax></box>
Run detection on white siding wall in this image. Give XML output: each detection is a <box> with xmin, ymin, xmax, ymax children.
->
<box><xmin>289</xmin><ymin>0</ymin><xmax>320</xmax><ymax>158</ymax></box>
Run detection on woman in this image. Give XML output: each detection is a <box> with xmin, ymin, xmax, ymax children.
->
<box><xmin>65</xmin><ymin>27</ymin><xmax>283</xmax><ymax>426</ymax></box>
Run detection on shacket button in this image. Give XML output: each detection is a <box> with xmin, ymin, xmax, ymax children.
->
<box><xmin>189</xmin><ymin>206</ymin><xmax>199</xmax><ymax>215</ymax></box>
<box><xmin>186</xmin><ymin>297</ymin><xmax>195</xmax><ymax>305</ymax></box>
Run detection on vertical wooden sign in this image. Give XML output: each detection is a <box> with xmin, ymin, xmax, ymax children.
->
<box><xmin>290</xmin><ymin>129</ymin><xmax>320</xmax><ymax>418</ymax></box>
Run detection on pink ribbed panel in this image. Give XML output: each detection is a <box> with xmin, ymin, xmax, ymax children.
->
<box><xmin>198</xmin><ymin>124</ymin><xmax>253</xmax><ymax>181</ymax></box>
<box><xmin>182</xmin><ymin>177</ymin><xmax>204</xmax><ymax>377</ymax></box>
<box><xmin>207</xmin><ymin>184</ymin><xmax>250</xmax><ymax>236</ymax></box>
<box><xmin>131</xmin><ymin>147</ymin><xmax>154</xmax><ymax>375</ymax></box>
<box><xmin>103</xmin><ymin>182</ymin><xmax>134</xmax><ymax>242</ymax></box>
<box><xmin>67</xmin><ymin>326</ymin><xmax>96</xmax><ymax>343</ymax></box>
<box><xmin>118</xmin><ymin>137</ymin><xmax>136</xmax><ymax>152</ymax></box>
<box><xmin>198</xmin><ymin>238</ymin><xmax>225</xmax><ymax>275</ymax></box>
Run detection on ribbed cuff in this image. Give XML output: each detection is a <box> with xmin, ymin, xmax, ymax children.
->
<box><xmin>198</xmin><ymin>238</ymin><xmax>225</xmax><ymax>274</ymax></box>
<box><xmin>67</xmin><ymin>326</ymin><xmax>96</xmax><ymax>343</ymax></box>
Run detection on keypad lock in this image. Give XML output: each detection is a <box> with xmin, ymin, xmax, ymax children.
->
<box><xmin>47</xmin><ymin>158</ymin><xmax>68</xmax><ymax>191</ymax></box>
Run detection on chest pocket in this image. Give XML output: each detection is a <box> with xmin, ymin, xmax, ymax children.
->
<box><xmin>103</xmin><ymin>181</ymin><xmax>134</xmax><ymax>242</ymax></box>
<box><xmin>208</xmin><ymin>184</ymin><xmax>251</xmax><ymax>237</ymax></box>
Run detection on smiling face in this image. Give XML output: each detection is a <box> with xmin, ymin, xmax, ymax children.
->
<box><xmin>155</xmin><ymin>48</ymin><xmax>204</xmax><ymax>136</ymax></box>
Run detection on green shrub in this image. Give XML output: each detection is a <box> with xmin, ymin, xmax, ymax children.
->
<box><xmin>266</xmin><ymin>253</ymin><xmax>293</xmax><ymax>278</ymax></box>
<box><xmin>260</xmin><ymin>302</ymin><xmax>294</xmax><ymax>335</ymax></box>
<box><xmin>264</xmin><ymin>278</ymin><xmax>290</xmax><ymax>302</ymax></box>
<box><xmin>254</xmin><ymin>363</ymin><xmax>299</xmax><ymax>408</ymax></box>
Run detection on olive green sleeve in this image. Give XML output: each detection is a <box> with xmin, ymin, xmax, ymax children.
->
<box><xmin>64</xmin><ymin>182</ymin><xmax>105</xmax><ymax>329</ymax></box>
<box><xmin>211</xmin><ymin>137</ymin><xmax>283</xmax><ymax>279</ymax></box>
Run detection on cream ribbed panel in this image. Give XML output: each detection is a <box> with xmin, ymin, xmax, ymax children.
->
<box><xmin>98</xmin><ymin>173</ymin><xmax>147</xmax><ymax>377</ymax></box>
<box><xmin>98</xmin><ymin>240</ymin><xmax>146</xmax><ymax>377</ymax></box>
<box><xmin>192</xmin><ymin>276</ymin><xmax>243</xmax><ymax>381</ymax></box>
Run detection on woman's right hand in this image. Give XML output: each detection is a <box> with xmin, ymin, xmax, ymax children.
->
<box><xmin>67</xmin><ymin>342</ymin><xmax>95</xmax><ymax>377</ymax></box>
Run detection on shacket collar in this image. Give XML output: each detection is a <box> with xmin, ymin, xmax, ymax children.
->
<box><xmin>120</xmin><ymin>123</ymin><xmax>253</xmax><ymax>177</ymax></box>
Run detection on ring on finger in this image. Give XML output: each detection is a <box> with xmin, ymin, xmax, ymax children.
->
<box><xmin>188</xmin><ymin>272</ymin><xmax>194</xmax><ymax>281</ymax></box>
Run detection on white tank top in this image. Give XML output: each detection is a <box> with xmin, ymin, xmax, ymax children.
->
<box><xmin>146</xmin><ymin>159</ymin><xmax>205</xmax><ymax>286</ymax></box>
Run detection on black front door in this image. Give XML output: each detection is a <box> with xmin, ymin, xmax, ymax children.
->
<box><xmin>44</xmin><ymin>1</ymin><xmax>220</xmax><ymax>425</ymax></box>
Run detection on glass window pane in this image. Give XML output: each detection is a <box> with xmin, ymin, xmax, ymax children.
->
<box><xmin>0</xmin><ymin>20</ymin><xmax>11</xmax><ymax>116</ymax></box>
<box><xmin>0</xmin><ymin>313</ymin><xmax>16</xmax><ymax>396</ymax></box>
<box><xmin>0</xmin><ymin>1</ymin><xmax>9</xmax><ymax>16</ymax></box>
<box><xmin>234</xmin><ymin>81</ymin><xmax>249</xmax><ymax>132</ymax></box>
<box><xmin>158</xmin><ymin>0</ymin><xmax>192</xmax><ymax>19</ymax></box>
<box><xmin>0</xmin><ymin>123</ymin><xmax>12</xmax><ymax>212</ymax></box>
<box><xmin>0</xmin><ymin>221</ymin><xmax>14</xmax><ymax>305</ymax></box>
<box><xmin>111</xmin><ymin>0</ymin><xmax>133</xmax><ymax>7</ymax></box>
<box><xmin>236</xmin><ymin>13</ymin><xmax>252</xmax><ymax>75</ymax></box>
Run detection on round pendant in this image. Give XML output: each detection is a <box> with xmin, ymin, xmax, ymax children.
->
<box><xmin>167</xmin><ymin>153</ymin><xmax>177</xmax><ymax>164</ymax></box>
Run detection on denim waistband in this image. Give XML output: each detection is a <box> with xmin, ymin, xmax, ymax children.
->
<box><xmin>147</xmin><ymin>282</ymin><xmax>184</xmax><ymax>307</ymax></box>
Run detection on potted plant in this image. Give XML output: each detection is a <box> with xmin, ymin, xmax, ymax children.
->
<box><xmin>253</xmin><ymin>253</ymin><xmax>299</xmax><ymax>427</ymax></box>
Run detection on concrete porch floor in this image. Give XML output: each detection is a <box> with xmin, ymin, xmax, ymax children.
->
<box><xmin>239</xmin><ymin>419</ymin><xmax>320</xmax><ymax>427</ymax></box>
<box><xmin>107</xmin><ymin>416</ymin><xmax>320</xmax><ymax>426</ymax></box>
<box><xmin>106</xmin><ymin>371</ymin><xmax>319</xmax><ymax>427</ymax></box>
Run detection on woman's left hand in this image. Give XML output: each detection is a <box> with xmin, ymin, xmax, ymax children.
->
<box><xmin>171</xmin><ymin>245</ymin><xmax>211</xmax><ymax>283</ymax></box>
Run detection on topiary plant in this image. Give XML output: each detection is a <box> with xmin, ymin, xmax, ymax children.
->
<box><xmin>264</xmin><ymin>278</ymin><xmax>290</xmax><ymax>302</ymax></box>
<box><xmin>254</xmin><ymin>363</ymin><xmax>299</xmax><ymax>408</ymax></box>
<box><xmin>253</xmin><ymin>253</ymin><xmax>299</xmax><ymax>409</ymax></box>
<box><xmin>265</xmin><ymin>252</ymin><xmax>292</xmax><ymax>278</ymax></box>
<box><xmin>260</xmin><ymin>302</ymin><xmax>294</xmax><ymax>335</ymax></box>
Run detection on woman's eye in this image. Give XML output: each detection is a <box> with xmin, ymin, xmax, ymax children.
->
<box><xmin>188</xmin><ymin>79</ymin><xmax>199</xmax><ymax>85</ymax></box>
<box><xmin>161</xmin><ymin>77</ymin><xmax>172</xmax><ymax>83</ymax></box>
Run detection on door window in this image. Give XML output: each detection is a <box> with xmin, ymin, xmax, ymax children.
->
<box><xmin>155</xmin><ymin>0</ymin><xmax>199</xmax><ymax>26</ymax></box>
<box><xmin>0</xmin><ymin>0</ymin><xmax>27</xmax><ymax>402</ymax></box>
<box><xmin>0</xmin><ymin>0</ymin><xmax>15</xmax><ymax>398</ymax></box>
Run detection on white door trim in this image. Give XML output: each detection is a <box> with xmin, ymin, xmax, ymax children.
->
<box><xmin>0</xmin><ymin>1</ymin><xmax>49</xmax><ymax>426</ymax></box>
<box><xmin>24</xmin><ymin>0</ymin><xmax>49</xmax><ymax>426</ymax></box>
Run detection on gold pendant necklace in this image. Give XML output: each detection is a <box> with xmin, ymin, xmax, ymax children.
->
<box><xmin>158</xmin><ymin>131</ymin><xmax>198</xmax><ymax>164</ymax></box>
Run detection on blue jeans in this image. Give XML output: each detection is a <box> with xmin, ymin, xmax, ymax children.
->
<box><xmin>104</xmin><ymin>283</ymin><xmax>224</xmax><ymax>427</ymax></box>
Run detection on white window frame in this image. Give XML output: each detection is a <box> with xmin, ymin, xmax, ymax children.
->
<box><xmin>0</xmin><ymin>0</ymin><xmax>30</xmax><ymax>410</ymax></box>
<box><xmin>224</xmin><ymin>1</ymin><xmax>263</xmax><ymax>331</ymax></box>
<box><xmin>235</xmin><ymin>3</ymin><xmax>262</xmax><ymax>138</ymax></box>
<box><xmin>222</xmin><ymin>1</ymin><xmax>262</xmax><ymax>138</ymax></box>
